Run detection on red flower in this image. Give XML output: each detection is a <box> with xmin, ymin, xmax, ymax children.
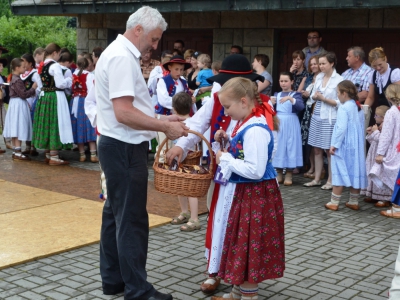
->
<box><xmin>397</xmin><ymin>178</ymin><xmax>400</xmax><ymax>186</ymax></box>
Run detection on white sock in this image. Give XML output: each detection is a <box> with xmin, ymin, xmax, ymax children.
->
<box><xmin>329</xmin><ymin>192</ymin><xmax>341</xmax><ymax>205</ymax></box>
<box><xmin>348</xmin><ymin>193</ymin><xmax>359</xmax><ymax>205</ymax></box>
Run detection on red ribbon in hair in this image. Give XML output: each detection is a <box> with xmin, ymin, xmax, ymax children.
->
<box><xmin>355</xmin><ymin>100</ymin><xmax>362</xmax><ymax>111</ymax></box>
<box><xmin>252</xmin><ymin>105</ymin><xmax>264</xmax><ymax>117</ymax></box>
<box><xmin>37</xmin><ymin>61</ymin><xmax>45</xmax><ymax>75</ymax></box>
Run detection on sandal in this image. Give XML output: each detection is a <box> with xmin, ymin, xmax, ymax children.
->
<box><xmin>321</xmin><ymin>182</ymin><xmax>333</xmax><ymax>190</ymax></box>
<box><xmin>303</xmin><ymin>180</ymin><xmax>322</xmax><ymax>187</ymax></box>
<box><xmin>171</xmin><ymin>212</ymin><xmax>190</xmax><ymax>225</ymax></box>
<box><xmin>380</xmin><ymin>206</ymin><xmax>400</xmax><ymax>219</ymax></box>
<box><xmin>303</xmin><ymin>171</ymin><xmax>315</xmax><ymax>179</ymax></box>
<box><xmin>180</xmin><ymin>219</ymin><xmax>201</xmax><ymax>231</ymax></box>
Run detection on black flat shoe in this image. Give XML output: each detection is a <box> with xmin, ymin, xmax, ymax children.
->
<box><xmin>148</xmin><ymin>290</ymin><xmax>173</xmax><ymax>300</ymax></box>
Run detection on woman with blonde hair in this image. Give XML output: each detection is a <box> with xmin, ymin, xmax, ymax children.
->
<box><xmin>365</xmin><ymin>47</ymin><xmax>400</xmax><ymax>125</ymax></box>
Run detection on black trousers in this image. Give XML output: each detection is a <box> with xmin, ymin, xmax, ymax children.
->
<box><xmin>98</xmin><ymin>135</ymin><xmax>154</xmax><ymax>299</ymax></box>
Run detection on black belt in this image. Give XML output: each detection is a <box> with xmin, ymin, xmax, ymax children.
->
<box><xmin>42</xmin><ymin>87</ymin><xmax>65</xmax><ymax>92</ymax></box>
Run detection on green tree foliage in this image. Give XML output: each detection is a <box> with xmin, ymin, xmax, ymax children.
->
<box><xmin>0</xmin><ymin>0</ymin><xmax>76</xmax><ymax>60</ymax></box>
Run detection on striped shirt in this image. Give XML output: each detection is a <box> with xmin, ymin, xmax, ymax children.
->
<box><xmin>341</xmin><ymin>63</ymin><xmax>373</xmax><ymax>92</ymax></box>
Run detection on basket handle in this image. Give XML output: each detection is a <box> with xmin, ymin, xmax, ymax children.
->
<box><xmin>154</xmin><ymin>130</ymin><xmax>214</xmax><ymax>174</ymax></box>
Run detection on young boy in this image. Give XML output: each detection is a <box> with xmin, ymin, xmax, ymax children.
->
<box><xmin>155</xmin><ymin>55</ymin><xmax>192</xmax><ymax>162</ymax></box>
<box><xmin>195</xmin><ymin>54</ymin><xmax>213</xmax><ymax>109</ymax></box>
<box><xmin>170</xmin><ymin>92</ymin><xmax>201</xmax><ymax>231</ymax></box>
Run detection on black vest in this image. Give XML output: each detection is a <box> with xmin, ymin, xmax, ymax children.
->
<box><xmin>372</xmin><ymin>67</ymin><xmax>399</xmax><ymax>107</ymax></box>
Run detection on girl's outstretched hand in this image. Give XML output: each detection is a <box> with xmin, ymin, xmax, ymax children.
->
<box><xmin>329</xmin><ymin>146</ymin><xmax>336</xmax><ymax>155</ymax></box>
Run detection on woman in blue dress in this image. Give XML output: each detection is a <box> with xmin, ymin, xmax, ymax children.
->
<box><xmin>325</xmin><ymin>80</ymin><xmax>367</xmax><ymax>211</ymax></box>
<box><xmin>273</xmin><ymin>72</ymin><xmax>304</xmax><ymax>186</ymax></box>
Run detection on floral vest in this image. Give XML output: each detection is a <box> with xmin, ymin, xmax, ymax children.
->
<box><xmin>21</xmin><ymin>70</ymin><xmax>36</xmax><ymax>90</ymax></box>
<box><xmin>72</xmin><ymin>73</ymin><xmax>88</xmax><ymax>97</ymax></box>
<box><xmin>228</xmin><ymin>123</ymin><xmax>276</xmax><ymax>183</ymax></box>
<box><xmin>154</xmin><ymin>74</ymin><xmax>190</xmax><ymax>115</ymax></box>
<box><xmin>40</xmin><ymin>61</ymin><xmax>56</xmax><ymax>88</ymax></box>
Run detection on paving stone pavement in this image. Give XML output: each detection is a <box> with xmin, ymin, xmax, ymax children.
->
<box><xmin>1</xmin><ymin>167</ymin><xmax>399</xmax><ymax>299</ymax></box>
<box><xmin>1</xmin><ymin>137</ymin><xmax>399</xmax><ymax>299</ymax></box>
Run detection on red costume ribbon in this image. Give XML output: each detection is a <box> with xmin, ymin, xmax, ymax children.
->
<box><xmin>37</xmin><ymin>61</ymin><xmax>45</xmax><ymax>75</ymax></box>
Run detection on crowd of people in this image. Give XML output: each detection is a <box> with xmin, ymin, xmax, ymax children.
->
<box><xmin>0</xmin><ymin>44</ymin><xmax>103</xmax><ymax>164</ymax></box>
<box><xmin>0</xmin><ymin>8</ymin><xmax>400</xmax><ymax>299</ymax></box>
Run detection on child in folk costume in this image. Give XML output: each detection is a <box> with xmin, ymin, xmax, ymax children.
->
<box><xmin>20</xmin><ymin>53</ymin><xmax>42</xmax><ymax>156</ymax></box>
<box><xmin>169</xmin><ymin>92</ymin><xmax>201</xmax><ymax>231</ymax></box>
<box><xmin>211</xmin><ymin>77</ymin><xmax>284</xmax><ymax>300</ymax></box>
<box><xmin>71</xmin><ymin>57</ymin><xmax>98</xmax><ymax>162</ymax></box>
<box><xmin>58</xmin><ymin>51</ymin><xmax>74</xmax><ymax>101</ymax></box>
<box><xmin>362</xmin><ymin>105</ymin><xmax>391</xmax><ymax>205</ymax></box>
<box><xmin>325</xmin><ymin>80</ymin><xmax>367</xmax><ymax>211</ymax></box>
<box><xmin>273</xmin><ymin>72</ymin><xmax>304</xmax><ymax>186</ymax></box>
<box><xmin>0</xmin><ymin>57</ymin><xmax>10</xmax><ymax>154</ymax></box>
<box><xmin>32</xmin><ymin>43</ymin><xmax>74</xmax><ymax>165</ymax></box>
<box><xmin>147</xmin><ymin>50</ymin><xmax>172</xmax><ymax>108</ymax></box>
<box><xmin>166</xmin><ymin>55</ymin><xmax>277</xmax><ymax>294</ymax></box>
<box><xmin>155</xmin><ymin>55</ymin><xmax>192</xmax><ymax>163</ymax></box>
<box><xmin>369</xmin><ymin>84</ymin><xmax>400</xmax><ymax>214</ymax></box>
<box><xmin>3</xmin><ymin>58</ymin><xmax>38</xmax><ymax>161</ymax></box>
<box><xmin>381</xmin><ymin>142</ymin><xmax>400</xmax><ymax>219</ymax></box>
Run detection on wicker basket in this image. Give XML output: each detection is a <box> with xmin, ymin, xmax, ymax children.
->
<box><xmin>181</xmin><ymin>144</ymin><xmax>202</xmax><ymax>165</ymax></box>
<box><xmin>153</xmin><ymin>130</ymin><xmax>214</xmax><ymax>197</ymax></box>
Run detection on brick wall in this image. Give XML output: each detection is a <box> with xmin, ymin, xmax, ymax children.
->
<box><xmin>77</xmin><ymin>8</ymin><xmax>400</xmax><ymax>68</ymax></box>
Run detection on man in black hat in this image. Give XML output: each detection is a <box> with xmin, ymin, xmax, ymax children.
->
<box><xmin>166</xmin><ymin>54</ymin><xmax>265</xmax><ymax>294</ymax></box>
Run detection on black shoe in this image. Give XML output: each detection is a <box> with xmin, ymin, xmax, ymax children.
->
<box><xmin>103</xmin><ymin>284</ymin><xmax>124</xmax><ymax>295</ymax></box>
<box><xmin>148</xmin><ymin>290</ymin><xmax>173</xmax><ymax>300</ymax></box>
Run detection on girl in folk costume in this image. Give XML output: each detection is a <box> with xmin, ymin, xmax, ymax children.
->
<box><xmin>3</xmin><ymin>58</ymin><xmax>38</xmax><ymax>161</ymax></box>
<box><xmin>58</xmin><ymin>51</ymin><xmax>74</xmax><ymax>101</ymax></box>
<box><xmin>147</xmin><ymin>50</ymin><xmax>172</xmax><ymax>108</ymax></box>
<box><xmin>369</xmin><ymin>84</ymin><xmax>400</xmax><ymax>214</ymax></box>
<box><xmin>0</xmin><ymin>57</ymin><xmax>10</xmax><ymax>154</ymax></box>
<box><xmin>32</xmin><ymin>43</ymin><xmax>74</xmax><ymax>165</ymax></box>
<box><xmin>71</xmin><ymin>57</ymin><xmax>98</xmax><ymax>162</ymax></box>
<box><xmin>165</xmin><ymin>55</ymin><xmax>278</xmax><ymax>294</ymax></box>
<box><xmin>362</xmin><ymin>105</ymin><xmax>391</xmax><ymax>205</ymax></box>
<box><xmin>273</xmin><ymin>72</ymin><xmax>304</xmax><ymax>186</ymax></box>
<box><xmin>20</xmin><ymin>53</ymin><xmax>42</xmax><ymax>156</ymax></box>
<box><xmin>325</xmin><ymin>80</ymin><xmax>367</xmax><ymax>211</ymax></box>
<box><xmin>211</xmin><ymin>77</ymin><xmax>284</xmax><ymax>300</ymax></box>
<box><xmin>155</xmin><ymin>55</ymin><xmax>192</xmax><ymax>163</ymax></box>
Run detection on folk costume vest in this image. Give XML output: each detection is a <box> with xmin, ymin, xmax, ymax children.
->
<box><xmin>372</xmin><ymin>67</ymin><xmax>399</xmax><ymax>107</ymax></box>
<box><xmin>154</xmin><ymin>74</ymin><xmax>190</xmax><ymax>115</ymax></box>
<box><xmin>228</xmin><ymin>123</ymin><xmax>277</xmax><ymax>183</ymax></box>
<box><xmin>20</xmin><ymin>69</ymin><xmax>36</xmax><ymax>90</ymax></box>
<box><xmin>72</xmin><ymin>73</ymin><xmax>88</xmax><ymax>98</ymax></box>
<box><xmin>40</xmin><ymin>61</ymin><xmax>56</xmax><ymax>89</ymax></box>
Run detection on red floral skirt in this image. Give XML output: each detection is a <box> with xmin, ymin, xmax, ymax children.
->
<box><xmin>218</xmin><ymin>179</ymin><xmax>285</xmax><ymax>285</ymax></box>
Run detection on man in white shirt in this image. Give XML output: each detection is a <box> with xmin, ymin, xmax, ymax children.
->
<box><xmin>95</xmin><ymin>6</ymin><xmax>188</xmax><ymax>300</ymax></box>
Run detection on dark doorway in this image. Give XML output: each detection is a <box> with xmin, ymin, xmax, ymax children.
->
<box><xmin>276</xmin><ymin>29</ymin><xmax>400</xmax><ymax>92</ymax></box>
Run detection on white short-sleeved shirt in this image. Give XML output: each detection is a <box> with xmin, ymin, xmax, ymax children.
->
<box><xmin>95</xmin><ymin>34</ymin><xmax>156</xmax><ymax>143</ymax></box>
<box><xmin>368</xmin><ymin>64</ymin><xmax>400</xmax><ymax>94</ymax></box>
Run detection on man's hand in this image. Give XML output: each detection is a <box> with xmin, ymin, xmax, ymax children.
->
<box><xmin>166</xmin><ymin>146</ymin><xmax>184</xmax><ymax>165</ymax></box>
<box><xmin>162</xmin><ymin>115</ymin><xmax>186</xmax><ymax>122</ymax></box>
<box><xmin>164</xmin><ymin>122</ymin><xmax>189</xmax><ymax>141</ymax></box>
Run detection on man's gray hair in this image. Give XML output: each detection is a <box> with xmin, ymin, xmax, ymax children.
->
<box><xmin>348</xmin><ymin>46</ymin><xmax>365</xmax><ymax>62</ymax></box>
<box><xmin>126</xmin><ymin>6</ymin><xmax>168</xmax><ymax>33</ymax></box>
